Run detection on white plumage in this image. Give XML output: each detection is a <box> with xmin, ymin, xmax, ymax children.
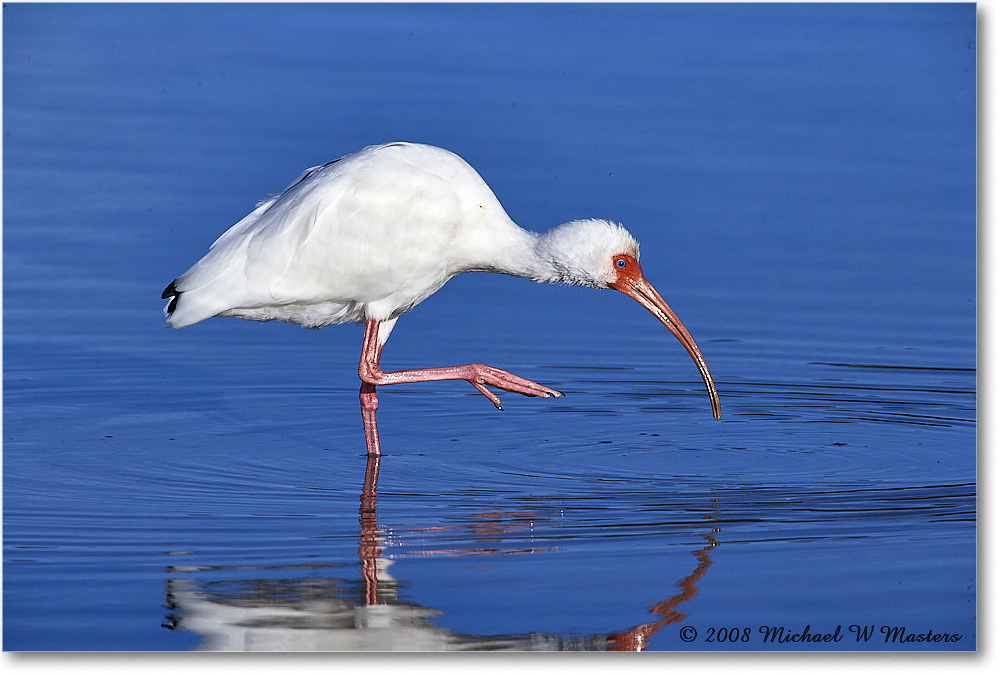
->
<box><xmin>165</xmin><ymin>143</ymin><xmax>634</xmax><ymax>331</ymax></box>
<box><xmin>163</xmin><ymin>142</ymin><xmax>719</xmax><ymax>456</ymax></box>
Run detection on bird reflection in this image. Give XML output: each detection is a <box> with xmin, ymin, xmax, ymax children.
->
<box><xmin>164</xmin><ymin>454</ymin><xmax>720</xmax><ymax>651</ymax></box>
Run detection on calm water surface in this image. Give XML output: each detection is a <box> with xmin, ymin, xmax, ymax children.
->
<box><xmin>3</xmin><ymin>3</ymin><xmax>975</xmax><ymax>651</ymax></box>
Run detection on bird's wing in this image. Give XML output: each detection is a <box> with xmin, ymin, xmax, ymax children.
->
<box><xmin>166</xmin><ymin>143</ymin><xmax>496</xmax><ymax>328</ymax></box>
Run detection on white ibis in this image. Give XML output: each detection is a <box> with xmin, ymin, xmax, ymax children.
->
<box><xmin>162</xmin><ymin>142</ymin><xmax>721</xmax><ymax>455</ymax></box>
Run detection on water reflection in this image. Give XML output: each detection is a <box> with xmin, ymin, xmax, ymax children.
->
<box><xmin>164</xmin><ymin>455</ymin><xmax>720</xmax><ymax>651</ymax></box>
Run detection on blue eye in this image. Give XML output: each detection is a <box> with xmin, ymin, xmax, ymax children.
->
<box><xmin>616</xmin><ymin>258</ymin><xmax>627</xmax><ymax>269</ymax></box>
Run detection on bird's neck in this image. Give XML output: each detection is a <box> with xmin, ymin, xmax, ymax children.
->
<box><xmin>508</xmin><ymin>229</ymin><xmax>569</xmax><ymax>284</ymax></box>
<box><xmin>452</xmin><ymin>220</ymin><xmax>555</xmax><ymax>283</ymax></box>
<box><xmin>522</xmin><ymin>225</ymin><xmax>608</xmax><ymax>288</ymax></box>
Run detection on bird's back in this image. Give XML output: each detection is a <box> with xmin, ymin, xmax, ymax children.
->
<box><xmin>164</xmin><ymin>143</ymin><xmax>522</xmax><ymax>329</ymax></box>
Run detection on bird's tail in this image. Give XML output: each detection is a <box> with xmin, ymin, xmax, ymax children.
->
<box><xmin>161</xmin><ymin>280</ymin><xmax>182</xmax><ymax>324</ymax></box>
<box><xmin>161</xmin><ymin>276</ymin><xmax>241</xmax><ymax>328</ymax></box>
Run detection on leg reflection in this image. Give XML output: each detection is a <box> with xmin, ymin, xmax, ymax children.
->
<box><xmin>359</xmin><ymin>452</ymin><xmax>381</xmax><ymax>606</ymax></box>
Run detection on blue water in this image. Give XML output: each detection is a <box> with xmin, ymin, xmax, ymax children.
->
<box><xmin>3</xmin><ymin>3</ymin><xmax>975</xmax><ymax>651</ymax></box>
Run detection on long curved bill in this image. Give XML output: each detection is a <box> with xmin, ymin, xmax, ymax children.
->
<box><xmin>611</xmin><ymin>273</ymin><xmax>722</xmax><ymax>420</ymax></box>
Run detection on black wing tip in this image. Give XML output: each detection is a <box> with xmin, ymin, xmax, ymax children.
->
<box><xmin>162</xmin><ymin>280</ymin><xmax>180</xmax><ymax>314</ymax></box>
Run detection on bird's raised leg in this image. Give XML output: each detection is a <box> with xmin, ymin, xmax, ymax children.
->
<box><xmin>358</xmin><ymin>319</ymin><xmax>562</xmax><ymax>430</ymax></box>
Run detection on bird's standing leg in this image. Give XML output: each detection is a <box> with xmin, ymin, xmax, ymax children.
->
<box><xmin>359</xmin><ymin>321</ymin><xmax>387</xmax><ymax>456</ymax></box>
<box><xmin>358</xmin><ymin>319</ymin><xmax>562</xmax><ymax>439</ymax></box>
<box><xmin>358</xmin><ymin>329</ymin><xmax>384</xmax><ymax>457</ymax></box>
<box><xmin>360</xmin><ymin>381</ymin><xmax>382</xmax><ymax>457</ymax></box>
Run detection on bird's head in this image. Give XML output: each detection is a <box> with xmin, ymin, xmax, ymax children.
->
<box><xmin>541</xmin><ymin>218</ymin><xmax>722</xmax><ymax>420</ymax></box>
<box><xmin>540</xmin><ymin>219</ymin><xmax>640</xmax><ymax>288</ymax></box>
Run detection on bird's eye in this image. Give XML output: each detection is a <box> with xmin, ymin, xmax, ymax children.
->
<box><xmin>615</xmin><ymin>258</ymin><xmax>627</xmax><ymax>269</ymax></box>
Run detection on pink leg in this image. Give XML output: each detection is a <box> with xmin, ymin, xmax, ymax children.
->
<box><xmin>360</xmin><ymin>381</ymin><xmax>381</xmax><ymax>456</ymax></box>
<box><xmin>357</xmin><ymin>319</ymin><xmax>562</xmax><ymax>455</ymax></box>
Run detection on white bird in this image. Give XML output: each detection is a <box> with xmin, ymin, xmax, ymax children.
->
<box><xmin>163</xmin><ymin>142</ymin><xmax>721</xmax><ymax>456</ymax></box>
